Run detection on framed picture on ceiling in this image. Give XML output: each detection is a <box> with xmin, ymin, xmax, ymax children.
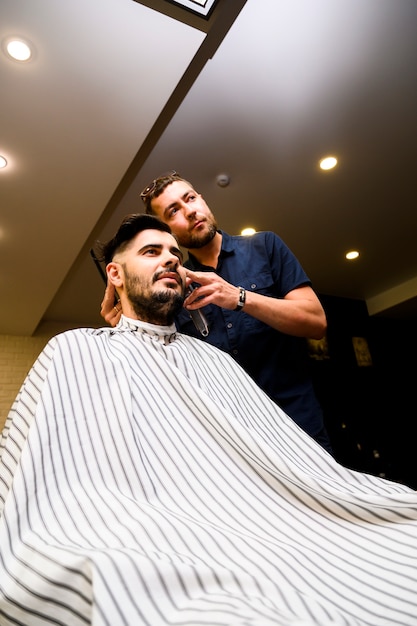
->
<box><xmin>166</xmin><ymin>0</ymin><xmax>219</xmax><ymax>18</ymax></box>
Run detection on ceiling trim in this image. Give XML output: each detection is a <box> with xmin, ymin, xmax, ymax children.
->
<box><xmin>367</xmin><ymin>277</ymin><xmax>417</xmax><ymax>317</ymax></box>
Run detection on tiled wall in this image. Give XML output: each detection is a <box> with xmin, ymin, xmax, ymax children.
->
<box><xmin>0</xmin><ymin>335</ymin><xmax>51</xmax><ymax>432</ymax></box>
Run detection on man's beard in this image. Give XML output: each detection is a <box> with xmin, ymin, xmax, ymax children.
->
<box><xmin>179</xmin><ymin>215</ymin><xmax>218</xmax><ymax>249</ymax></box>
<box><xmin>124</xmin><ymin>269</ymin><xmax>185</xmax><ymax>325</ymax></box>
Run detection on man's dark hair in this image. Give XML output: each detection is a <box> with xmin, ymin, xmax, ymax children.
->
<box><xmin>140</xmin><ymin>171</ymin><xmax>193</xmax><ymax>214</ymax></box>
<box><xmin>95</xmin><ymin>213</ymin><xmax>173</xmax><ymax>266</ymax></box>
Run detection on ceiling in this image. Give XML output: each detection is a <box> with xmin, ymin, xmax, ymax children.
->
<box><xmin>2</xmin><ymin>0</ymin><xmax>417</xmax><ymax>337</ymax></box>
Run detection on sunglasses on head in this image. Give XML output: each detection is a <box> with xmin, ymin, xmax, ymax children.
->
<box><xmin>140</xmin><ymin>170</ymin><xmax>178</xmax><ymax>201</ymax></box>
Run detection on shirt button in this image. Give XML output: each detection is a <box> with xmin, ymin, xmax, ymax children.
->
<box><xmin>251</xmin><ymin>283</ymin><xmax>256</xmax><ymax>289</ymax></box>
<box><xmin>233</xmin><ymin>349</ymin><xmax>238</xmax><ymax>355</ymax></box>
<box><xmin>227</xmin><ymin>323</ymin><xmax>233</xmax><ymax>328</ymax></box>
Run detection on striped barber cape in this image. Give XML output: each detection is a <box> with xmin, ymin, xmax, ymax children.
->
<box><xmin>1</xmin><ymin>316</ymin><xmax>417</xmax><ymax>626</ymax></box>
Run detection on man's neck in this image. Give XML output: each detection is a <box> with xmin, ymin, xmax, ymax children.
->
<box><xmin>188</xmin><ymin>231</ymin><xmax>222</xmax><ymax>269</ymax></box>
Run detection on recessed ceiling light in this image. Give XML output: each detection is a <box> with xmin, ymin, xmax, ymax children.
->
<box><xmin>346</xmin><ymin>250</ymin><xmax>360</xmax><ymax>260</ymax></box>
<box><xmin>0</xmin><ymin>156</ymin><xmax>7</xmax><ymax>169</ymax></box>
<box><xmin>241</xmin><ymin>228</ymin><xmax>256</xmax><ymax>236</ymax></box>
<box><xmin>319</xmin><ymin>156</ymin><xmax>337</xmax><ymax>170</ymax></box>
<box><xmin>3</xmin><ymin>37</ymin><xmax>33</xmax><ymax>62</ymax></box>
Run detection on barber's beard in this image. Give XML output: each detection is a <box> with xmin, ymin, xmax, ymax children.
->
<box><xmin>124</xmin><ymin>269</ymin><xmax>184</xmax><ymax>325</ymax></box>
<box><xmin>181</xmin><ymin>215</ymin><xmax>218</xmax><ymax>249</ymax></box>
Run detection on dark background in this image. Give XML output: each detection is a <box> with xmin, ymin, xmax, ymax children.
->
<box><xmin>310</xmin><ymin>295</ymin><xmax>416</xmax><ymax>490</ymax></box>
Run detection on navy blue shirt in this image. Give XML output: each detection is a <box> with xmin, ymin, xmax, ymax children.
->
<box><xmin>175</xmin><ymin>230</ymin><xmax>326</xmax><ymax>440</ymax></box>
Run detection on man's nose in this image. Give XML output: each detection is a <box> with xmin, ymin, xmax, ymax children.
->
<box><xmin>183</xmin><ymin>202</ymin><xmax>196</xmax><ymax>219</ymax></box>
<box><xmin>164</xmin><ymin>254</ymin><xmax>179</xmax><ymax>267</ymax></box>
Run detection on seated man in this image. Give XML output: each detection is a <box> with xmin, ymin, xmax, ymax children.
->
<box><xmin>1</xmin><ymin>213</ymin><xmax>417</xmax><ymax>626</ymax></box>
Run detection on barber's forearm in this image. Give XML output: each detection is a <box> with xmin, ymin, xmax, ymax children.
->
<box><xmin>242</xmin><ymin>290</ymin><xmax>327</xmax><ymax>339</ymax></box>
<box><xmin>184</xmin><ymin>270</ymin><xmax>326</xmax><ymax>338</ymax></box>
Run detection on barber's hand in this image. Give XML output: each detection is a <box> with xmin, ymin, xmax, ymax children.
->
<box><xmin>100</xmin><ymin>282</ymin><xmax>122</xmax><ymax>327</ymax></box>
<box><xmin>184</xmin><ymin>269</ymin><xmax>241</xmax><ymax>311</ymax></box>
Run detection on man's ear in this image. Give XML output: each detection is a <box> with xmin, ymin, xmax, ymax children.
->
<box><xmin>106</xmin><ymin>262</ymin><xmax>123</xmax><ymax>289</ymax></box>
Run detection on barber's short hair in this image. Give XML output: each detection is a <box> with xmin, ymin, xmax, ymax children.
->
<box><xmin>96</xmin><ymin>213</ymin><xmax>173</xmax><ymax>266</ymax></box>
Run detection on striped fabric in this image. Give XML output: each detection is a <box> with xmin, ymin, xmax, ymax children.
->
<box><xmin>1</xmin><ymin>316</ymin><xmax>416</xmax><ymax>626</ymax></box>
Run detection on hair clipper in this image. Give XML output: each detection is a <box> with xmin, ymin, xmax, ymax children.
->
<box><xmin>186</xmin><ymin>285</ymin><xmax>209</xmax><ymax>337</ymax></box>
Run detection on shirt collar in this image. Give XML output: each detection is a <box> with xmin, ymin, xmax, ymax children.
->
<box><xmin>217</xmin><ymin>230</ymin><xmax>234</xmax><ymax>253</ymax></box>
<box><xmin>187</xmin><ymin>230</ymin><xmax>234</xmax><ymax>269</ymax></box>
